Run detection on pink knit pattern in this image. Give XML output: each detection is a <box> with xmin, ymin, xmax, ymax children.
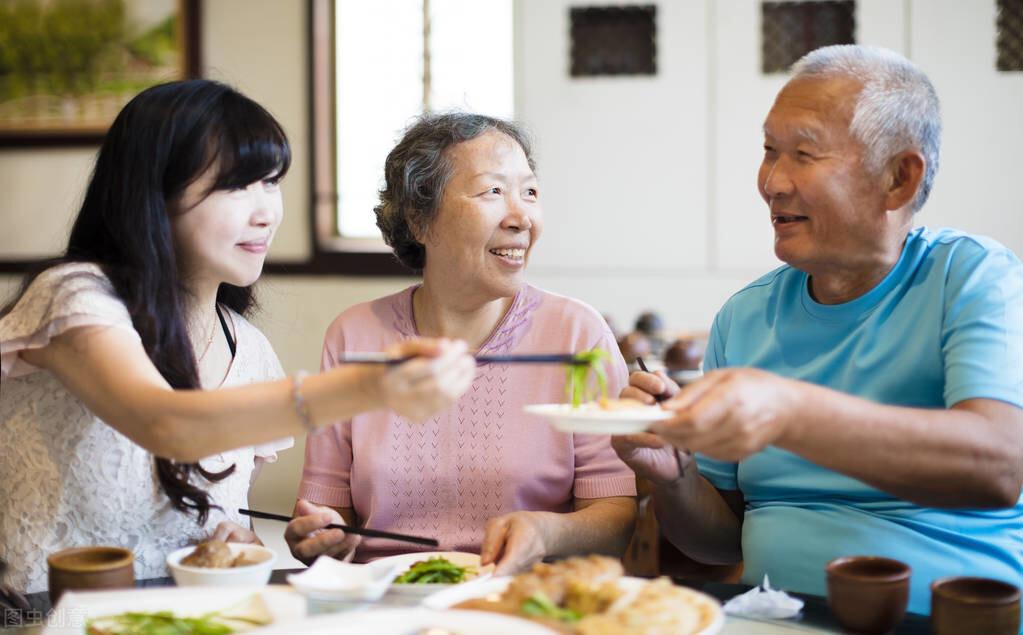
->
<box><xmin>298</xmin><ymin>285</ymin><xmax>636</xmax><ymax>561</ymax></box>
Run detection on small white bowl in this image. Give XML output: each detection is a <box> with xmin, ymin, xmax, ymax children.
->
<box><xmin>167</xmin><ymin>543</ymin><xmax>276</xmax><ymax>587</ymax></box>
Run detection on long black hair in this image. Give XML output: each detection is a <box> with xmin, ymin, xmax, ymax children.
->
<box><xmin>2</xmin><ymin>79</ymin><xmax>291</xmax><ymax>524</ymax></box>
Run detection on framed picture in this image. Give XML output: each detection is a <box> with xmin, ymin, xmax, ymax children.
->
<box><xmin>0</xmin><ymin>0</ymin><xmax>200</xmax><ymax>147</ymax></box>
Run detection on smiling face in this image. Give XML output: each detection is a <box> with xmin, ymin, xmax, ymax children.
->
<box><xmin>759</xmin><ymin>76</ymin><xmax>892</xmax><ymax>275</ymax></box>
<box><xmin>171</xmin><ymin>163</ymin><xmax>283</xmax><ymax>289</ymax></box>
<box><xmin>419</xmin><ymin>130</ymin><xmax>542</xmax><ymax>302</ymax></box>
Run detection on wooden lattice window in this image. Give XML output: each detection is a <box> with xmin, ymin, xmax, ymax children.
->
<box><xmin>998</xmin><ymin>0</ymin><xmax>1023</xmax><ymax>71</ymax></box>
<box><xmin>761</xmin><ymin>1</ymin><xmax>856</xmax><ymax>74</ymax></box>
<box><xmin>570</xmin><ymin>5</ymin><xmax>657</xmax><ymax>77</ymax></box>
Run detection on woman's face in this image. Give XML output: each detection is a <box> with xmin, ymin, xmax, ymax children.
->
<box><xmin>171</xmin><ymin>164</ymin><xmax>283</xmax><ymax>289</ymax></box>
<box><xmin>420</xmin><ymin>131</ymin><xmax>543</xmax><ymax>301</ymax></box>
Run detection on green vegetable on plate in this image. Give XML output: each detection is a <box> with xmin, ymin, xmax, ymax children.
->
<box><xmin>392</xmin><ymin>557</ymin><xmax>475</xmax><ymax>584</ymax></box>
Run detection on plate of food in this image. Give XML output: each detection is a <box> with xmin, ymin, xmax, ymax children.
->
<box><xmin>423</xmin><ymin>555</ymin><xmax>724</xmax><ymax>635</ymax></box>
<box><xmin>524</xmin><ymin>399</ymin><xmax>672</xmax><ymax>434</ymax></box>
<box><xmin>374</xmin><ymin>551</ymin><xmax>494</xmax><ymax>598</ymax></box>
<box><xmin>524</xmin><ymin>348</ymin><xmax>673</xmax><ymax>434</ymax></box>
<box><xmin>44</xmin><ymin>585</ymin><xmax>305</xmax><ymax>635</ymax></box>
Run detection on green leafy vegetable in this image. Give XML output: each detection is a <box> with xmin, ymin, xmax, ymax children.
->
<box><xmin>392</xmin><ymin>556</ymin><xmax>475</xmax><ymax>584</ymax></box>
<box><xmin>520</xmin><ymin>592</ymin><xmax>582</xmax><ymax>623</ymax></box>
<box><xmin>566</xmin><ymin>348</ymin><xmax>610</xmax><ymax>407</ymax></box>
<box><xmin>85</xmin><ymin>593</ymin><xmax>272</xmax><ymax>635</ymax></box>
<box><xmin>86</xmin><ymin>610</ymin><xmax>235</xmax><ymax>635</ymax></box>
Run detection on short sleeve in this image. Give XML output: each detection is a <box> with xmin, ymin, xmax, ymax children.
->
<box><xmin>942</xmin><ymin>241</ymin><xmax>1023</xmax><ymax>408</ymax></box>
<box><xmin>695</xmin><ymin>310</ymin><xmax>740</xmax><ymax>491</ymax></box>
<box><xmin>572</xmin><ymin>325</ymin><xmax>638</xmax><ymax>499</ymax></box>
<box><xmin>295</xmin><ymin>325</ymin><xmax>354</xmax><ymax>507</ymax></box>
<box><xmin>0</xmin><ymin>264</ymin><xmax>139</xmax><ymax>378</ymax></box>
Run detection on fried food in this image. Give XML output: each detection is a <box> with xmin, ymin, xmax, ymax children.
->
<box><xmin>180</xmin><ymin>540</ymin><xmax>235</xmax><ymax>568</ymax></box>
<box><xmin>454</xmin><ymin>555</ymin><xmax>719</xmax><ymax>635</ymax></box>
<box><xmin>179</xmin><ymin>540</ymin><xmax>267</xmax><ymax>569</ymax></box>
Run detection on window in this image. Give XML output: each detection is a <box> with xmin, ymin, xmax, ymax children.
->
<box><xmin>761</xmin><ymin>1</ymin><xmax>856</xmax><ymax>74</ymax></box>
<box><xmin>305</xmin><ymin>0</ymin><xmax>513</xmax><ymax>274</ymax></box>
<box><xmin>998</xmin><ymin>0</ymin><xmax>1023</xmax><ymax>72</ymax></box>
<box><xmin>569</xmin><ymin>5</ymin><xmax>658</xmax><ymax>77</ymax></box>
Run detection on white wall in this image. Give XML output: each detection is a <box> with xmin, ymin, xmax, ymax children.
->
<box><xmin>2</xmin><ymin>0</ymin><xmax>1022</xmax><ymax>515</ymax></box>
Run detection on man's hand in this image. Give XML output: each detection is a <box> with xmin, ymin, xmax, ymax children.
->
<box><xmin>621</xmin><ymin>369</ymin><xmax>680</xmax><ymax>404</ymax></box>
<box><xmin>611</xmin><ymin>432</ymin><xmax>690</xmax><ymax>485</ymax></box>
<box><xmin>649</xmin><ymin>368</ymin><xmax>797</xmax><ymax>462</ymax></box>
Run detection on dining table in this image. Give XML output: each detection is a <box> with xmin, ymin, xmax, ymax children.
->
<box><xmin>1</xmin><ymin>567</ymin><xmax>932</xmax><ymax>634</ymax></box>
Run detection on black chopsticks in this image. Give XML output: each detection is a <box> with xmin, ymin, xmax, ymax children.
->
<box><xmin>239</xmin><ymin>509</ymin><xmax>439</xmax><ymax>547</ymax></box>
<box><xmin>337</xmin><ymin>353</ymin><xmax>588</xmax><ymax>366</ymax></box>
<box><xmin>636</xmin><ymin>357</ymin><xmax>689</xmax><ymax>480</ymax></box>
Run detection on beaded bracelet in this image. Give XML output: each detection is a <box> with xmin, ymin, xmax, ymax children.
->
<box><xmin>291</xmin><ymin>370</ymin><xmax>315</xmax><ymax>432</ymax></box>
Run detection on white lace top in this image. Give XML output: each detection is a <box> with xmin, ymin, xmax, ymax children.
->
<box><xmin>0</xmin><ymin>263</ymin><xmax>293</xmax><ymax>593</ymax></box>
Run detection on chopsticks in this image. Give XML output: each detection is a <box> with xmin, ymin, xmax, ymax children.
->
<box><xmin>239</xmin><ymin>509</ymin><xmax>439</xmax><ymax>547</ymax></box>
<box><xmin>636</xmin><ymin>357</ymin><xmax>690</xmax><ymax>480</ymax></box>
<box><xmin>338</xmin><ymin>353</ymin><xmax>589</xmax><ymax>365</ymax></box>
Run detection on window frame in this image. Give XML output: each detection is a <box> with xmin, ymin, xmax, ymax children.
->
<box><xmin>264</xmin><ymin>0</ymin><xmax>414</xmax><ymax>276</ymax></box>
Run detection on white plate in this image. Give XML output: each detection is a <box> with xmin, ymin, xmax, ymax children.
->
<box><xmin>523</xmin><ymin>402</ymin><xmax>672</xmax><ymax>434</ymax></box>
<box><xmin>255</xmin><ymin>607</ymin><xmax>555</xmax><ymax>634</ymax></box>
<box><xmin>424</xmin><ymin>576</ymin><xmax>724</xmax><ymax>635</ymax></box>
<box><xmin>374</xmin><ymin>551</ymin><xmax>494</xmax><ymax>598</ymax></box>
<box><xmin>43</xmin><ymin>585</ymin><xmax>305</xmax><ymax>634</ymax></box>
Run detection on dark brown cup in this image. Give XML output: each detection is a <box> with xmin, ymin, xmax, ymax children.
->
<box><xmin>931</xmin><ymin>576</ymin><xmax>1021</xmax><ymax>635</ymax></box>
<box><xmin>47</xmin><ymin>546</ymin><xmax>134</xmax><ymax>605</ymax></box>
<box><xmin>826</xmin><ymin>556</ymin><xmax>911</xmax><ymax>634</ymax></box>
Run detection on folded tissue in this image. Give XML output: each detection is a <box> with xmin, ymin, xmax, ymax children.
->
<box><xmin>723</xmin><ymin>575</ymin><xmax>804</xmax><ymax>619</ymax></box>
<box><xmin>287</xmin><ymin>556</ymin><xmax>401</xmax><ymax>601</ymax></box>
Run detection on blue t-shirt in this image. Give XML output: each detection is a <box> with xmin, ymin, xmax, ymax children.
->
<box><xmin>698</xmin><ymin>226</ymin><xmax>1023</xmax><ymax>615</ymax></box>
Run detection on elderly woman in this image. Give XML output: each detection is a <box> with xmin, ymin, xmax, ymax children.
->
<box><xmin>286</xmin><ymin>113</ymin><xmax>637</xmax><ymax>574</ymax></box>
<box><xmin>615</xmin><ymin>45</ymin><xmax>1023</xmax><ymax>615</ymax></box>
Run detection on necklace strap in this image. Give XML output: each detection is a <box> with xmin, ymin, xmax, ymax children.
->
<box><xmin>216</xmin><ymin>304</ymin><xmax>237</xmax><ymax>357</ymax></box>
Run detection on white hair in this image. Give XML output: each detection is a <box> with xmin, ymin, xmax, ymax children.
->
<box><xmin>791</xmin><ymin>45</ymin><xmax>941</xmax><ymax>212</ymax></box>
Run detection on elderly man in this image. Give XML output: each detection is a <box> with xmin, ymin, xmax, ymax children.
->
<box><xmin>614</xmin><ymin>44</ymin><xmax>1023</xmax><ymax>614</ymax></box>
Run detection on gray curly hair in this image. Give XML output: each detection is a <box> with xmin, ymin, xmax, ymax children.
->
<box><xmin>791</xmin><ymin>45</ymin><xmax>941</xmax><ymax>212</ymax></box>
<box><xmin>375</xmin><ymin>112</ymin><xmax>535</xmax><ymax>271</ymax></box>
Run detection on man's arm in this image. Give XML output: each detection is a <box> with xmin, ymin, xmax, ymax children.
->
<box><xmin>652</xmin><ymin>369</ymin><xmax>1023</xmax><ymax>509</ymax></box>
<box><xmin>778</xmin><ymin>387</ymin><xmax>1023</xmax><ymax>508</ymax></box>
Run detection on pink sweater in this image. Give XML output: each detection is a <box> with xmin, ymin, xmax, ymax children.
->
<box><xmin>298</xmin><ymin>284</ymin><xmax>636</xmax><ymax>560</ymax></box>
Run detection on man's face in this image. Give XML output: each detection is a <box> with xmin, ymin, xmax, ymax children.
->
<box><xmin>758</xmin><ymin>76</ymin><xmax>891</xmax><ymax>275</ymax></box>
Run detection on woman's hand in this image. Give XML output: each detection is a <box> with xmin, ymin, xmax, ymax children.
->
<box><xmin>285</xmin><ymin>499</ymin><xmax>360</xmax><ymax>565</ymax></box>
<box><xmin>379</xmin><ymin>339</ymin><xmax>476</xmax><ymax>421</ymax></box>
<box><xmin>209</xmin><ymin>520</ymin><xmax>263</xmax><ymax>545</ymax></box>
<box><xmin>479</xmin><ymin>511</ymin><xmax>552</xmax><ymax>576</ymax></box>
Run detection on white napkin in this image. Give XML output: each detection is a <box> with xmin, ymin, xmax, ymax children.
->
<box><xmin>286</xmin><ymin>556</ymin><xmax>401</xmax><ymax>601</ymax></box>
<box><xmin>723</xmin><ymin>575</ymin><xmax>804</xmax><ymax>619</ymax></box>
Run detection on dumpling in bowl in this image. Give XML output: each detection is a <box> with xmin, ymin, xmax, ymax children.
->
<box><xmin>180</xmin><ymin>540</ymin><xmax>235</xmax><ymax>568</ymax></box>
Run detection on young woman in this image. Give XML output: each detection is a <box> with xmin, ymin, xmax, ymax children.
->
<box><xmin>0</xmin><ymin>80</ymin><xmax>475</xmax><ymax>594</ymax></box>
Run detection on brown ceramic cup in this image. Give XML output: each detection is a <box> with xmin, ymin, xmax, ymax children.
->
<box><xmin>826</xmin><ymin>556</ymin><xmax>911</xmax><ymax>634</ymax></box>
<box><xmin>47</xmin><ymin>546</ymin><xmax>134</xmax><ymax>605</ymax></box>
<box><xmin>931</xmin><ymin>576</ymin><xmax>1021</xmax><ymax>635</ymax></box>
